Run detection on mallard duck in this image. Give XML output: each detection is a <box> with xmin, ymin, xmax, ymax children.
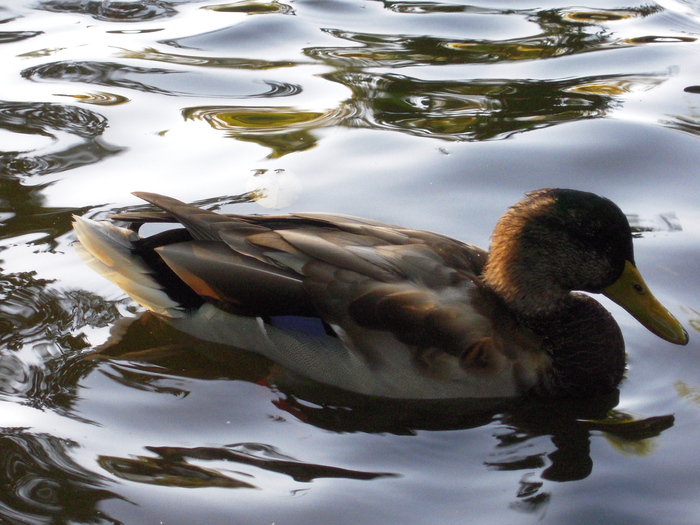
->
<box><xmin>72</xmin><ymin>189</ymin><xmax>688</xmax><ymax>399</ymax></box>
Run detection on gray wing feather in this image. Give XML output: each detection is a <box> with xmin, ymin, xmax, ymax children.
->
<box><xmin>131</xmin><ymin>193</ymin><xmax>496</xmax><ymax>360</ymax></box>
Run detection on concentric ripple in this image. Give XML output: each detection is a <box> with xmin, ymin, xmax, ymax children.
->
<box><xmin>0</xmin><ymin>101</ymin><xmax>120</xmax><ymax>176</ymax></box>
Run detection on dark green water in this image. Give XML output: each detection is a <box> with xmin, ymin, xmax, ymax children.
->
<box><xmin>0</xmin><ymin>1</ymin><xmax>699</xmax><ymax>523</ymax></box>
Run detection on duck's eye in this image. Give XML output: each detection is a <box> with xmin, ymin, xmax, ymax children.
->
<box><xmin>633</xmin><ymin>284</ymin><xmax>644</xmax><ymax>294</ymax></box>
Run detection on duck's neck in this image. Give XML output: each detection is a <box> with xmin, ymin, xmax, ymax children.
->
<box><xmin>482</xmin><ymin>238</ymin><xmax>571</xmax><ymax>318</ymax></box>
<box><xmin>521</xmin><ymin>293</ymin><xmax>625</xmax><ymax>397</ymax></box>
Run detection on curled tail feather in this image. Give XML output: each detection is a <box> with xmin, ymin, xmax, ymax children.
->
<box><xmin>72</xmin><ymin>215</ymin><xmax>185</xmax><ymax>318</ymax></box>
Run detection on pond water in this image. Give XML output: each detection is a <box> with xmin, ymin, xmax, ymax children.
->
<box><xmin>1</xmin><ymin>0</ymin><xmax>699</xmax><ymax>523</ymax></box>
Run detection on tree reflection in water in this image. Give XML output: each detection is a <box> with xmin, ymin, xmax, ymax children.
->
<box><xmin>126</xmin><ymin>3</ymin><xmax>689</xmax><ymax>157</ymax></box>
<box><xmin>179</xmin><ymin>70</ymin><xmax>671</xmax><ymax>157</ymax></box>
<box><xmin>307</xmin><ymin>4</ymin><xmax>665</xmax><ymax>68</ymax></box>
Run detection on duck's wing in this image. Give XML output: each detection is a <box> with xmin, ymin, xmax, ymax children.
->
<box><xmin>124</xmin><ymin>194</ymin><xmax>486</xmax><ymax>315</ymax></box>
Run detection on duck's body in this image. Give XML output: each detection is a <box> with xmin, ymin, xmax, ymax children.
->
<box><xmin>73</xmin><ymin>189</ymin><xmax>688</xmax><ymax>399</ymax></box>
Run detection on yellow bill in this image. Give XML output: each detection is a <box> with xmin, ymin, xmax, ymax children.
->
<box><xmin>603</xmin><ymin>260</ymin><xmax>688</xmax><ymax>345</ymax></box>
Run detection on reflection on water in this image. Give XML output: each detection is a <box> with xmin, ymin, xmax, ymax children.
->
<box><xmin>100</xmin><ymin>442</ymin><xmax>394</xmax><ymax>488</ymax></box>
<box><xmin>0</xmin><ymin>306</ymin><xmax>674</xmax><ymax>519</ymax></box>
<box><xmin>184</xmin><ymin>105</ymin><xmax>352</xmax><ymax>156</ymax></box>
<box><xmin>0</xmin><ymin>101</ymin><xmax>107</xmax><ymax>140</ymax></box>
<box><xmin>21</xmin><ymin>61</ymin><xmax>176</xmax><ymax>94</ymax></box>
<box><xmin>0</xmin><ymin>101</ymin><xmax>121</xmax><ymax>178</ymax></box>
<box><xmin>0</xmin><ymin>429</ymin><xmax>122</xmax><ymax>524</ymax></box>
<box><xmin>307</xmin><ymin>5</ymin><xmax>668</xmax><ymax>67</ymax></box>
<box><xmin>0</xmin><ymin>0</ymin><xmax>699</xmax><ymax>523</ymax></box>
<box><xmin>203</xmin><ymin>0</ymin><xmax>295</xmax><ymax>15</ymax></box>
<box><xmin>73</xmin><ymin>313</ymin><xmax>673</xmax><ymax>513</ymax></box>
<box><xmin>0</xmin><ymin>177</ymin><xmax>93</xmax><ymax>251</ymax></box>
<box><xmin>36</xmin><ymin>0</ymin><xmax>180</xmax><ymax>22</ymax></box>
<box><xmin>663</xmin><ymin>113</ymin><xmax>700</xmax><ymax>138</ymax></box>
<box><xmin>179</xmin><ymin>70</ymin><xmax>670</xmax><ymax>155</ymax></box>
<box><xmin>681</xmin><ymin>307</ymin><xmax>700</xmax><ymax>333</ymax></box>
<box><xmin>22</xmin><ymin>61</ymin><xmax>302</xmax><ymax>99</ymax></box>
<box><xmin>327</xmin><ymin>71</ymin><xmax>668</xmax><ymax>141</ymax></box>
<box><xmin>0</xmin><ymin>31</ymin><xmax>43</xmax><ymax>44</ymax></box>
<box><xmin>675</xmin><ymin>380</ymin><xmax>700</xmax><ymax>405</ymax></box>
<box><xmin>55</xmin><ymin>91</ymin><xmax>131</xmax><ymax>106</ymax></box>
<box><xmin>0</xmin><ymin>426</ymin><xmax>206</xmax><ymax>523</ymax></box>
<box><xmin>0</xmin><ymin>269</ymin><xmax>118</xmax><ymax>420</ymax></box>
<box><xmin>120</xmin><ymin>47</ymin><xmax>298</xmax><ymax>70</ymax></box>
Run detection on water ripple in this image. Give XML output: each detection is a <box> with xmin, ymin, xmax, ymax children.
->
<box><xmin>36</xmin><ymin>0</ymin><xmax>178</xmax><ymax>22</ymax></box>
<box><xmin>258</xmin><ymin>80</ymin><xmax>302</xmax><ymax>97</ymax></box>
<box><xmin>183</xmin><ymin>105</ymin><xmax>353</xmax><ymax>156</ymax></box>
<box><xmin>183</xmin><ymin>105</ymin><xmax>352</xmax><ymax>133</ymax></box>
<box><xmin>119</xmin><ymin>47</ymin><xmax>299</xmax><ymax>70</ymax></box>
<box><xmin>324</xmin><ymin>70</ymin><xmax>670</xmax><ymax>141</ymax></box>
<box><xmin>97</xmin><ymin>442</ymin><xmax>395</xmax><ymax>489</ymax></box>
<box><xmin>203</xmin><ymin>0</ymin><xmax>295</xmax><ymax>15</ymax></box>
<box><xmin>306</xmin><ymin>5</ymin><xmax>674</xmax><ymax>68</ymax></box>
<box><xmin>562</xmin><ymin>7</ymin><xmax>650</xmax><ymax>22</ymax></box>
<box><xmin>626</xmin><ymin>35</ymin><xmax>697</xmax><ymax>44</ymax></box>
<box><xmin>55</xmin><ymin>91</ymin><xmax>130</xmax><ymax>106</ymax></box>
<box><xmin>307</xmin><ymin>28</ymin><xmax>588</xmax><ymax>67</ymax></box>
<box><xmin>0</xmin><ymin>100</ymin><xmax>107</xmax><ymax>139</ymax></box>
<box><xmin>0</xmin><ymin>270</ymin><xmax>122</xmax><ymax>355</ymax></box>
<box><xmin>0</xmin><ymin>430</ymin><xmax>121</xmax><ymax>524</ymax></box>
<box><xmin>383</xmin><ymin>2</ymin><xmax>508</xmax><ymax>15</ymax></box>
<box><xmin>0</xmin><ymin>101</ymin><xmax>120</xmax><ymax>177</ymax></box>
<box><xmin>0</xmin><ymin>31</ymin><xmax>42</xmax><ymax>44</ymax></box>
<box><xmin>161</xmin><ymin>14</ymin><xmax>333</xmax><ymax>58</ymax></box>
<box><xmin>22</xmin><ymin>60</ymin><xmax>182</xmax><ymax>95</ymax></box>
<box><xmin>22</xmin><ymin>60</ymin><xmax>301</xmax><ymax>99</ymax></box>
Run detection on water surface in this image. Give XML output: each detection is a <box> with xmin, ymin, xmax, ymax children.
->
<box><xmin>1</xmin><ymin>1</ymin><xmax>700</xmax><ymax>523</ymax></box>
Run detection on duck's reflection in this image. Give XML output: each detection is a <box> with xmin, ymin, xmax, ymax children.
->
<box><xmin>90</xmin><ymin>312</ymin><xmax>674</xmax><ymax>504</ymax></box>
<box><xmin>0</xmin><ymin>301</ymin><xmax>677</xmax><ymax>521</ymax></box>
<box><xmin>0</xmin><ymin>287</ymin><xmax>676</xmax><ymax>521</ymax></box>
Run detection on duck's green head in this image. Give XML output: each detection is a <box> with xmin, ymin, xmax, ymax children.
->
<box><xmin>484</xmin><ymin>188</ymin><xmax>688</xmax><ymax>345</ymax></box>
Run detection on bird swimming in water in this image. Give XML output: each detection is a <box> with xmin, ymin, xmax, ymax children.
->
<box><xmin>73</xmin><ymin>188</ymin><xmax>688</xmax><ymax>399</ymax></box>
